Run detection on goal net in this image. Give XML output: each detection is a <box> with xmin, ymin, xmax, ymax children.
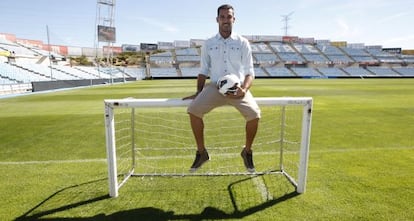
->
<box><xmin>104</xmin><ymin>97</ymin><xmax>312</xmax><ymax>198</ymax></box>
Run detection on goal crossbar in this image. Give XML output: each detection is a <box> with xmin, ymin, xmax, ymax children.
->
<box><xmin>104</xmin><ymin>97</ymin><xmax>313</xmax><ymax>108</ymax></box>
<box><xmin>104</xmin><ymin>97</ymin><xmax>312</xmax><ymax>198</ymax></box>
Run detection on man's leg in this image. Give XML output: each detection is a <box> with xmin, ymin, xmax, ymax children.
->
<box><xmin>245</xmin><ymin>118</ymin><xmax>259</xmax><ymax>152</ymax></box>
<box><xmin>189</xmin><ymin>113</ymin><xmax>205</xmax><ymax>152</ymax></box>
<box><xmin>189</xmin><ymin>113</ymin><xmax>209</xmax><ymax>171</ymax></box>
<box><xmin>241</xmin><ymin>118</ymin><xmax>259</xmax><ymax>172</ymax></box>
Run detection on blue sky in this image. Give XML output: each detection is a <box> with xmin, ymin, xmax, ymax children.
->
<box><xmin>1</xmin><ymin>0</ymin><xmax>413</xmax><ymax>49</ymax></box>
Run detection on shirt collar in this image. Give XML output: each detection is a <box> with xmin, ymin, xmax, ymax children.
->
<box><xmin>215</xmin><ymin>32</ymin><xmax>237</xmax><ymax>41</ymax></box>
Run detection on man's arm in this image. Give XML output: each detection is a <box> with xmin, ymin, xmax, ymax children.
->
<box><xmin>182</xmin><ymin>74</ymin><xmax>207</xmax><ymax>100</ymax></box>
<box><xmin>228</xmin><ymin>38</ymin><xmax>255</xmax><ymax>99</ymax></box>
<box><xmin>241</xmin><ymin>74</ymin><xmax>253</xmax><ymax>91</ymax></box>
<box><xmin>196</xmin><ymin>74</ymin><xmax>207</xmax><ymax>94</ymax></box>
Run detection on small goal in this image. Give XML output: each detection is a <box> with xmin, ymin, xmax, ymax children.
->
<box><xmin>104</xmin><ymin>97</ymin><xmax>312</xmax><ymax>198</ymax></box>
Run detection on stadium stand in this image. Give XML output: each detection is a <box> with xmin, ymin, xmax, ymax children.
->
<box><xmin>254</xmin><ymin>67</ymin><xmax>269</xmax><ymax>77</ymax></box>
<box><xmin>269</xmin><ymin>42</ymin><xmax>305</xmax><ymax>63</ymax></box>
<box><xmin>0</xmin><ymin>62</ymin><xmax>50</xmax><ymax>83</ymax></box>
<box><xmin>253</xmin><ymin>53</ymin><xmax>280</xmax><ymax>64</ymax></box>
<box><xmin>392</xmin><ymin>67</ymin><xmax>414</xmax><ymax>76</ymax></box>
<box><xmin>265</xmin><ymin>66</ymin><xmax>296</xmax><ymax>77</ymax></box>
<box><xmin>367</xmin><ymin>67</ymin><xmax>401</xmax><ymax>77</ymax></box>
<box><xmin>340</xmin><ymin>47</ymin><xmax>379</xmax><ymax>64</ymax></box>
<box><xmin>293</xmin><ymin>44</ymin><xmax>328</xmax><ymax>63</ymax></box>
<box><xmin>342</xmin><ymin>67</ymin><xmax>374</xmax><ymax>77</ymax></box>
<box><xmin>317</xmin><ymin>67</ymin><xmax>349</xmax><ymax>77</ymax></box>
<box><xmin>291</xmin><ymin>67</ymin><xmax>323</xmax><ymax>78</ymax></box>
<box><xmin>122</xmin><ymin>67</ymin><xmax>145</xmax><ymax>79</ymax></box>
<box><xmin>316</xmin><ymin>44</ymin><xmax>353</xmax><ymax>63</ymax></box>
<box><xmin>149</xmin><ymin>67</ymin><xmax>178</xmax><ymax>78</ymax></box>
<box><xmin>180</xmin><ymin>67</ymin><xmax>199</xmax><ymax>77</ymax></box>
<box><xmin>149</xmin><ymin>51</ymin><xmax>174</xmax><ymax>64</ymax></box>
<box><xmin>1</xmin><ymin>31</ymin><xmax>414</xmax><ymax>96</ymax></box>
<box><xmin>251</xmin><ymin>42</ymin><xmax>280</xmax><ymax>65</ymax></box>
<box><xmin>401</xmin><ymin>55</ymin><xmax>414</xmax><ymax>63</ymax></box>
<box><xmin>366</xmin><ymin>48</ymin><xmax>403</xmax><ymax>63</ymax></box>
<box><xmin>175</xmin><ymin>48</ymin><xmax>200</xmax><ymax>62</ymax></box>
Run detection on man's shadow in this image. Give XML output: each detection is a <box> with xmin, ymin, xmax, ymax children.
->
<box><xmin>15</xmin><ymin>175</ymin><xmax>299</xmax><ymax>220</ymax></box>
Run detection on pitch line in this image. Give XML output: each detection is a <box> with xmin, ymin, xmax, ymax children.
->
<box><xmin>0</xmin><ymin>158</ymin><xmax>106</xmax><ymax>165</ymax></box>
<box><xmin>252</xmin><ymin>176</ymin><xmax>273</xmax><ymax>201</ymax></box>
<box><xmin>311</xmin><ymin>146</ymin><xmax>414</xmax><ymax>154</ymax></box>
<box><xmin>0</xmin><ymin>146</ymin><xmax>412</xmax><ymax>165</ymax></box>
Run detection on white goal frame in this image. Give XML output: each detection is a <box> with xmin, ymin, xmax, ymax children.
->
<box><xmin>104</xmin><ymin>97</ymin><xmax>312</xmax><ymax>198</ymax></box>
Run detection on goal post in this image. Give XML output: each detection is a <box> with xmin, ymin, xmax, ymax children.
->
<box><xmin>104</xmin><ymin>97</ymin><xmax>312</xmax><ymax>198</ymax></box>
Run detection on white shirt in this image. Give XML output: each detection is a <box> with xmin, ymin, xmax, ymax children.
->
<box><xmin>199</xmin><ymin>33</ymin><xmax>255</xmax><ymax>84</ymax></box>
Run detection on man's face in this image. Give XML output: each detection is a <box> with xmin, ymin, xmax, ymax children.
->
<box><xmin>217</xmin><ymin>8</ymin><xmax>235</xmax><ymax>34</ymax></box>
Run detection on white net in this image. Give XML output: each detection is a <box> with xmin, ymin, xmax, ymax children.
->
<box><xmin>105</xmin><ymin>98</ymin><xmax>312</xmax><ymax>197</ymax></box>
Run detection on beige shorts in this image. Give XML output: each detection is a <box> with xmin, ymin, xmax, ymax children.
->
<box><xmin>187</xmin><ymin>84</ymin><xmax>261</xmax><ymax>121</ymax></box>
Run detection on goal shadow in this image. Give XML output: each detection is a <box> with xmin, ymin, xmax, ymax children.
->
<box><xmin>15</xmin><ymin>174</ymin><xmax>299</xmax><ymax>220</ymax></box>
<box><xmin>14</xmin><ymin>178</ymin><xmax>110</xmax><ymax>221</ymax></box>
<box><xmin>227</xmin><ymin>174</ymin><xmax>299</xmax><ymax>216</ymax></box>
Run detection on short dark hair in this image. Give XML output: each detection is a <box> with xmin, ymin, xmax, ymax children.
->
<box><xmin>217</xmin><ymin>4</ymin><xmax>234</xmax><ymax>16</ymax></box>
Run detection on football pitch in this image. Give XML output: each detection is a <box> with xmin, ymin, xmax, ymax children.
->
<box><xmin>0</xmin><ymin>78</ymin><xmax>413</xmax><ymax>220</ymax></box>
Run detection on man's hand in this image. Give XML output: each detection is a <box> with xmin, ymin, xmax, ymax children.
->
<box><xmin>227</xmin><ymin>86</ymin><xmax>246</xmax><ymax>99</ymax></box>
<box><xmin>182</xmin><ymin>92</ymin><xmax>199</xmax><ymax>100</ymax></box>
<box><xmin>183</xmin><ymin>74</ymin><xmax>206</xmax><ymax>100</ymax></box>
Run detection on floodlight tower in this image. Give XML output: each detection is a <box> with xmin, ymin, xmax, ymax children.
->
<box><xmin>281</xmin><ymin>11</ymin><xmax>294</xmax><ymax>36</ymax></box>
<box><xmin>94</xmin><ymin>0</ymin><xmax>116</xmax><ymax>81</ymax></box>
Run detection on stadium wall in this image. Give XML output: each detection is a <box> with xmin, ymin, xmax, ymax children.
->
<box><xmin>31</xmin><ymin>78</ymin><xmax>135</xmax><ymax>92</ymax></box>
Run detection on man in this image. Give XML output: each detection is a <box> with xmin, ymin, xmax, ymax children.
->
<box><xmin>183</xmin><ymin>4</ymin><xmax>260</xmax><ymax>173</ymax></box>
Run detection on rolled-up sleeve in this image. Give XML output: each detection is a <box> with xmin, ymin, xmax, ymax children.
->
<box><xmin>242</xmin><ymin>40</ymin><xmax>255</xmax><ymax>79</ymax></box>
<box><xmin>199</xmin><ymin>41</ymin><xmax>210</xmax><ymax>77</ymax></box>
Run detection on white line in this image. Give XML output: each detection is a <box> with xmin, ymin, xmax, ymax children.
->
<box><xmin>252</xmin><ymin>176</ymin><xmax>273</xmax><ymax>201</ymax></box>
<box><xmin>0</xmin><ymin>158</ymin><xmax>106</xmax><ymax>165</ymax></box>
<box><xmin>311</xmin><ymin>146</ymin><xmax>414</xmax><ymax>154</ymax></box>
<box><xmin>0</xmin><ymin>146</ymin><xmax>412</xmax><ymax>165</ymax></box>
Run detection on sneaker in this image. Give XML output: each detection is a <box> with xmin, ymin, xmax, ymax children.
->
<box><xmin>189</xmin><ymin>149</ymin><xmax>210</xmax><ymax>172</ymax></box>
<box><xmin>241</xmin><ymin>148</ymin><xmax>255</xmax><ymax>173</ymax></box>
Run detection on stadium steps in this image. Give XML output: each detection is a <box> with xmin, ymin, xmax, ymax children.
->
<box><xmin>260</xmin><ymin>66</ymin><xmax>271</xmax><ymax>77</ymax></box>
<box><xmin>314</xmin><ymin>46</ymin><xmax>332</xmax><ymax>63</ymax></box>
<box><xmin>314</xmin><ymin>68</ymin><xmax>325</xmax><ymax>77</ymax></box>
<box><xmin>338</xmin><ymin>67</ymin><xmax>352</xmax><ymax>76</ymax></box>
<box><xmin>171</xmin><ymin>50</ymin><xmax>178</xmax><ymax>65</ymax></box>
<box><xmin>337</xmin><ymin>47</ymin><xmax>356</xmax><ymax>63</ymax></box>
<box><xmin>173</xmin><ymin>63</ymin><xmax>183</xmax><ymax>77</ymax></box>
<box><xmin>390</xmin><ymin>67</ymin><xmax>403</xmax><ymax>76</ymax></box>
<box><xmin>0</xmin><ymin>74</ymin><xmax>20</xmax><ymax>84</ymax></box>
<box><xmin>36</xmin><ymin>56</ymin><xmax>47</xmax><ymax>64</ymax></box>
<box><xmin>290</xmin><ymin>43</ymin><xmax>308</xmax><ymax>63</ymax></box>
<box><xmin>15</xmin><ymin>42</ymin><xmax>42</xmax><ymax>56</ymax></box>
<box><xmin>364</xmin><ymin>68</ymin><xmax>377</xmax><ymax>76</ymax></box>
<box><xmin>51</xmin><ymin>66</ymin><xmax>80</xmax><ymax>79</ymax></box>
<box><xmin>10</xmin><ymin>63</ymin><xmax>54</xmax><ymax>81</ymax></box>
<box><xmin>73</xmin><ymin>66</ymin><xmax>99</xmax><ymax>78</ymax></box>
<box><xmin>266</xmin><ymin>42</ymin><xmax>284</xmax><ymax>63</ymax></box>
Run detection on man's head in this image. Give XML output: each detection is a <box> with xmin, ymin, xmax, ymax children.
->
<box><xmin>216</xmin><ymin>4</ymin><xmax>235</xmax><ymax>39</ymax></box>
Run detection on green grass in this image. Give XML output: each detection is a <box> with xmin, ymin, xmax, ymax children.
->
<box><xmin>0</xmin><ymin>79</ymin><xmax>413</xmax><ymax>220</ymax></box>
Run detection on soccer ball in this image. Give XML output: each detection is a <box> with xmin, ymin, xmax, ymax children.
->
<box><xmin>217</xmin><ymin>74</ymin><xmax>240</xmax><ymax>95</ymax></box>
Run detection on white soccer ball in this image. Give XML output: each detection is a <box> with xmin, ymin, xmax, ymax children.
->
<box><xmin>217</xmin><ymin>74</ymin><xmax>240</xmax><ymax>96</ymax></box>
